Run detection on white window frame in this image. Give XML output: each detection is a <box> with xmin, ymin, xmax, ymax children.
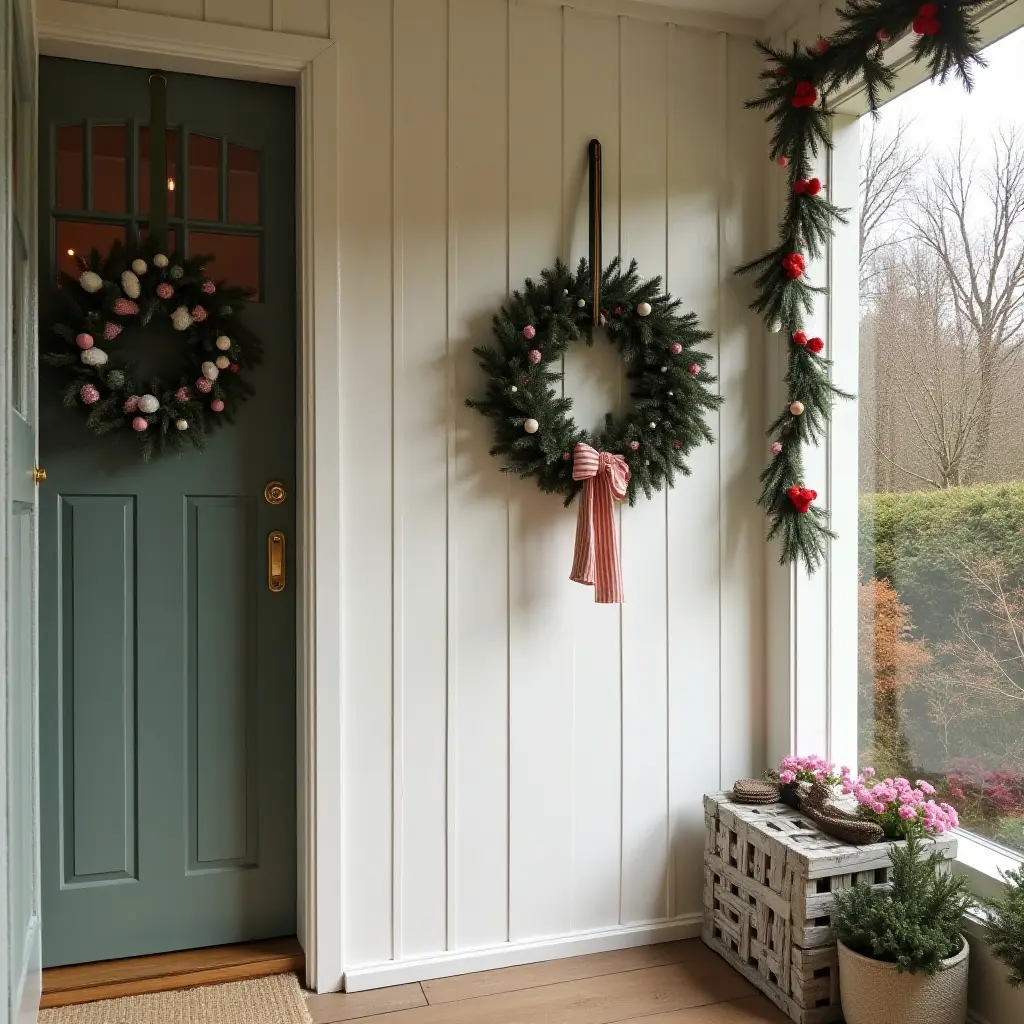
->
<box><xmin>769</xmin><ymin>0</ymin><xmax>1024</xmax><ymax>885</ymax></box>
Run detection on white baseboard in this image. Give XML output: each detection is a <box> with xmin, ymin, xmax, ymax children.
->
<box><xmin>342</xmin><ymin>914</ymin><xmax>704</xmax><ymax>992</ymax></box>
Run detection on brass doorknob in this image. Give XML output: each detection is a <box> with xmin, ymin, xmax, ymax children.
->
<box><xmin>33</xmin><ymin>466</ymin><xmax>47</xmax><ymax>484</ymax></box>
<box><xmin>264</xmin><ymin>481</ymin><xmax>287</xmax><ymax>505</ymax></box>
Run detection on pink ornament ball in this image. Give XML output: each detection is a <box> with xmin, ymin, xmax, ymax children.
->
<box><xmin>75</xmin><ymin>332</ymin><xmax>94</xmax><ymax>350</ymax></box>
<box><xmin>201</xmin><ymin>280</ymin><xmax>216</xmax><ymax>294</ymax></box>
<box><xmin>113</xmin><ymin>297</ymin><xmax>139</xmax><ymax>316</ymax></box>
<box><xmin>79</xmin><ymin>384</ymin><xmax>100</xmax><ymax>405</ymax></box>
<box><xmin>156</xmin><ymin>282</ymin><xmax>174</xmax><ymax>299</ymax></box>
<box><xmin>523</xmin><ymin>325</ymin><xmax>536</xmax><ymax>340</ymax></box>
<box><xmin>196</xmin><ymin>377</ymin><xmax>213</xmax><ymax>394</ymax></box>
<box><xmin>669</xmin><ymin>342</ymin><xmax>683</xmax><ymax>355</ymax></box>
<box><xmin>812</xmin><ymin>37</ymin><xmax>831</xmax><ymax>54</ymax></box>
<box><xmin>776</xmin><ymin>156</ymin><xmax>789</xmax><ymax>168</ymax></box>
<box><xmin>771</xmin><ymin>442</ymin><xmax>783</xmax><ymax>455</ymax></box>
<box><xmin>103</xmin><ymin>322</ymin><xmax>122</xmax><ymax>341</ymax></box>
<box><xmin>175</xmin><ymin>386</ymin><xmax>190</xmax><ymax>403</ymax></box>
<box><xmin>123</xmin><ymin>395</ymin><xmax>140</xmax><ymax>414</ymax></box>
<box><xmin>132</xmin><ymin>416</ymin><xmax>148</xmax><ymax>432</ymax></box>
<box><xmin>689</xmin><ymin>363</ymin><xmax>700</xmax><ymax>375</ymax></box>
<box><xmin>629</xmin><ymin>440</ymin><xmax>640</xmax><ymax>451</ymax></box>
<box><xmin>527</xmin><ymin>349</ymin><xmax>542</xmax><ymax>365</ymax></box>
<box><xmin>210</xmin><ymin>399</ymin><xmax>225</xmax><ymax>413</ymax></box>
<box><xmin>191</xmin><ymin>305</ymin><xmax>208</xmax><ymax>322</ymax></box>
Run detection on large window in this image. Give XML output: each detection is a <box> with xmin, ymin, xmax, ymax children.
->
<box><xmin>858</xmin><ymin>26</ymin><xmax>1024</xmax><ymax>857</ymax></box>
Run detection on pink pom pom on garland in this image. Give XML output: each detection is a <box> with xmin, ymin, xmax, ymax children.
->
<box><xmin>210</xmin><ymin>399</ymin><xmax>225</xmax><ymax>413</ymax></box>
<box><xmin>123</xmin><ymin>395</ymin><xmax>140</xmax><ymax>414</ymax></box>
<box><xmin>104</xmin><ymin>323</ymin><xmax>122</xmax><ymax>341</ymax></box>
<box><xmin>113</xmin><ymin>298</ymin><xmax>139</xmax><ymax>316</ymax></box>
<box><xmin>75</xmin><ymin>333</ymin><xmax>94</xmax><ymax>350</ymax></box>
<box><xmin>229</xmin><ymin>362</ymin><xmax>240</xmax><ymax>373</ymax></box>
<box><xmin>191</xmin><ymin>305</ymin><xmax>208</xmax><ymax>322</ymax></box>
<box><xmin>527</xmin><ymin>349</ymin><xmax>542</xmax><ymax>365</ymax></box>
<box><xmin>196</xmin><ymin>377</ymin><xmax>213</xmax><ymax>394</ymax></box>
<box><xmin>200</xmin><ymin>280</ymin><xmax>216</xmax><ymax>294</ymax></box>
<box><xmin>775</xmin><ymin>156</ymin><xmax>789</xmax><ymax>168</ymax></box>
<box><xmin>669</xmin><ymin>342</ymin><xmax>683</xmax><ymax>355</ymax></box>
<box><xmin>771</xmin><ymin>442</ymin><xmax>783</xmax><ymax>455</ymax></box>
<box><xmin>156</xmin><ymin>282</ymin><xmax>174</xmax><ymax>299</ymax></box>
<box><xmin>175</xmin><ymin>386</ymin><xmax>190</xmax><ymax>403</ymax></box>
<box><xmin>80</xmin><ymin>384</ymin><xmax>100</xmax><ymax>405</ymax></box>
<box><xmin>131</xmin><ymin>416</ymin><xmax>148</xmax><ymax>432</ymax></box>
<box><xmin>689</xmin><ymin>363</ymin><xmax>700</xmax><ymax>375</ymax></box>
<box><xmin>523</xmin><ymin>325</ymin><xmax>536</xmax><ymax>340</ymax></box>
<box><xmin>629</xmin><ymin>440</ymin><xmax>640</xmax><ymax>451</ymax></box>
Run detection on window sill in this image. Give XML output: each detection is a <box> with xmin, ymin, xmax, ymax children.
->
<box><xmin>953</xmin><ymin>831</ymin><xmax>1022</xmax><ymax>901</ymax></box>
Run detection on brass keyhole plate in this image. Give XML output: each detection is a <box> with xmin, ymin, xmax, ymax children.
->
<box><xmin>264</xmin><ymin>480</ymin><xmax>287</xmax><ymax>505</ymax></box>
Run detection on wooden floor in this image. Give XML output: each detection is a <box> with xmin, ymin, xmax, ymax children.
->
<box><xmin>40</xmin><ymin>937</ymin><xmax>304</xmax><ymax>1008</ymax></box>
<box><xmin>305</xmin><ymin>940</ymin><xmax>787</xmax><ymax>1024</ymax></box>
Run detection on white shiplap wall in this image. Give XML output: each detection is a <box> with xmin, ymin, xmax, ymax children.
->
<box><xmin>336</xmin><ymin>0</ymin><xmax>766</xmax><ymax>976</ymax></box>
<box><xmin>63</xmin><ymin>0</ymin><xmax>769</xmax><ymax>982</ymax></box>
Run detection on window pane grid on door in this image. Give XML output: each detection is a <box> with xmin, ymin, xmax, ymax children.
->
<box><xmin>52</xmin><ymin>120</ymin><xmax>263</xmax><ymax>298</ymax></box>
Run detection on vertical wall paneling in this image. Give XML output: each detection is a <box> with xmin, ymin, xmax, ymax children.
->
<box><xmin>448</xmin><ymin>0</ymin><xmax>511</xmax><ymax>951</ymax></box>
<box><xmin>562</xmin><ymin>8</ymin><xmax>624</xmax><ymax>934</ymax></box>
<box><xmin>59</xmin><ymin>495</ymin><xmax>136</xmax><ymax>882</ymax></box>
<box><xmin>203</xmin><ymin>0</ymin><xmax>272</xmax><ymax>31</ymax></box>
<box><xmin>666</xmin><ymin>27</ymin><xmax>724</xmax><ymax>919</ymax></box>
<box><xmin>393</xmin><ymin>0</ymin><xmax>449</xmax><ymax>960</ymax></box>
<box><xmin>619</xmin><ymin>15</ymin><xmax>670</xmax><ymax>925</ymax></box>
<box><xmin>719</xmin><ymin>35</ymin><xmax>766</xmax><ymax>788</ymax></box>
<box><xmin>507</xmin><ymin>0</ymin><xmax>575</xmax><ymax>943</ymax></box>
<box><xmin>338</xmin><ymin>0</ymin><xmax>395</xmax><ymax>967</ymax></box>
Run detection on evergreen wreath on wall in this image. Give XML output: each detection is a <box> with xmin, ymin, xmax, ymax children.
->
<box><xmin>739</xmin><ymin>0</ymin><xmax>987</xmax><ymax>571</ymax></box>
<box><xmin>467</xmin><ymin>256</ymin><xmax>722</xmax><ymax>505</ymax></box>
<box><xmin>42</xmin><ymin>241</ymin><xmax>262</xmax><ymax>461</ymax></box>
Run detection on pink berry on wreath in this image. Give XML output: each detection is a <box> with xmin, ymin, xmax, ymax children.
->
<box><xmin>527</xmin><ymin>349</ymin><xmax>542</xmax><ymax>365</ymax></box>
<box><xmin>629</xmin><ymin>440</ymin><xmax>640</xmax><ymax>451</ymax></box>
<box><xmin>191</xmin><ymin>305</ymin><xmax>208</xmax><ymax>322</ymax></box>
<box><xmin>113</xmin><ymin>297</ymin><xmax>139</xmax><ymax>316</ymax></box>
<box><xmin>771</xmin><ymin>442</ymin><xmax>783</xmax><ymax>455</ymax></box>
<box><xmin>689</xmin><ymin>363</ymin><xmax>700</xmax><ymax>375</ymax></box>
<box><xmin>523</xmin><ymin>325</ymin><xmax>536</xmax><ymax>340</ymax></box>
<box><xmin>201</xmin><ymin>280</ymin><xmax>216</xmax><ymax>294</ymax></box>
<box><xmin>229</xmin><ymin>362</ymin><xmax>240</xmax><ymax>373</ymax></box>
<box><xmin>210</xmin><ymin>399</ymin><xmax>225</xmax><ymax>413</ymax></box>
<box><xmin>672</xmin><ymin>440</ymin><xmax>682</xmax><ymax>449</ymax></box>
<box><xmin>562</xmin><ymin>452</ymin><xmax>571</xmax><ymax>461</ymax></box>
<box><xmin>123</xmin><ymin>395</ymin><xmax>140</xmax><ymax>414</ymax></box>
<box><xmin>812</xmin><ymin>37</ymin><xmax>830</xmax><ymax>55</ymax></box>
<box><xmin>156</xmin><ymin>282</ymin><xmax>174</xmax><ymax>299</ymax></box>
<box><xmin>103</xmin><ymin>323</ymin><xmax>122</xmax><ymax>341</ymax></box>
<box><xmin>670</xmin><ymin>342</ymin><xmax>683</xmax><ymax>355</ymax></box>
<box><xmin>75</xmin><ymin>332</ymin><xmax>94</xmax><ymax>350</ymax></box>
<box><xmin>196</xmin><ymin>377</ymin><xmax>213</xmax><ymax>394</ymax></box>
<box><xmin>79</xmin><ymin>384</ymin><xmax>100</xmax><ymax>405</ymax></box>
<box><xmin>132</xmin><ymin>416</ymin><xmax>148</xmax><ymax>432</ymax></box>
<box><xmin>776</xmin><ymin>156</ymin><xmax>789</xmax><ymax>168</ymax></box>
<box><xmin>175</xmin><ymin>386</ymin><xmax>190</xmax><ymax>403</ymax></box>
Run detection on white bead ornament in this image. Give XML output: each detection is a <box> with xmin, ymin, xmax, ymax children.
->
<box><xmin>153</xmin><ymin>254</ymin><xmax>169</xmax><ymax>268</ymax></box>
<box><xmin>524</xmin><ymin>418</ymin><xmax>539</xmax><ymax>434</ymax></box>
<box><xmin>660</xmin><ymin>366</ymin><xmax>667</xmax><ymax>373</ymax></box>
<box><xmin>79</xmin><ymin>271</ymin><xmax>103</xmax><ymax>294</ymax></box>
<box><xmin>131</xmin><ymin>258</ymin><xmax>148</xmax><ymax>275</ymax></box>
<box><xmin>201</xmin><ymin>362</ymin><xmax>219</xmax><ymax>381</ymax></box>
<box><xmin>215</xmin><ymin>355</ymin><xmax>230</xmax><ymax>370</ymax></box>
<box><xmin>577</xmin><ymin>299</ymin><xmax>586</xmax><ymax>308</ymax></box>
<box><xmin>138</xmin><ymin>394</ymin><xmax>160</xmax><ymax>414</ymax></box>
<box><xmin>171</xmin><ymin>306</ymin><xmax>193</xmax><ymax>331</ymax></box>
<box><xmin>81</xmin><ymin>347</ymin><xmax>108</xmax><ymax>366</ymax></box>
<box><xmin>175</xmin><ymin>419</ymin><xmax>189</xmax><ymax>431</ymax></box>
<box><xmin>649</xmin><ymin>421</ymin><xmax>657</xmax><ymax>429</ymax></box>
<box><xmin>510</xmin><ymin>386</ymin><xmax>518</xmax><ymax>393</ymax></box>
<box><xmin>215</xmin><ymin>335</ymin><xmax>231</xmax><ymax>351</ymax></box>
<box><xmin>637</xmin><ymin>301</ymin><xmax>652</xmax><ymax>317</ymax></box>
<box><xmin>120</xmin><ymin>270</ymin><xmax>141</xmax><ymax>299</ymax></box>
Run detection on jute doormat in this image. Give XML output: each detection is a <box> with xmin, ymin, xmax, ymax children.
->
<box><xmin>39</xmin><ymin>974</ymin><xmax>312</xmax><ymax>1024</ymax></box>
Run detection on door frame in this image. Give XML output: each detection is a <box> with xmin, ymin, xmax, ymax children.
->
<box><xmin>35</xmin><ymin>0</ymin><xmax>344</xmax><ymax>994</ymax></box>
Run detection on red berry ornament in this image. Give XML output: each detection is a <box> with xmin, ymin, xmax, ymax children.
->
<box><xmin>156</xmin><ymin>282</ymin><xmax>174</xmax><ymax>299</ymax></box>
<box><xmin>792</xmin><ymin>330</ymin><xmax>808</xmax><ymax>346</ymax></box>
<box><xmin>201</xmin><ymin>280</ymin><xmax>216</xmax><ymax>294</ymax></box>
<box><xmin>913</xmin><ymin>3</ymin><xmax>940</xmax><ymax>35</ymax></box>
<box><xmin>776</xmin><ymin>156</ymin><xmax>790</xmax><ymax>168</ymax></box>
<box><xmin>175</xmin><ymin>386</ymin><xmax>190</xmax><ymax>403</ymax></box>
<box><xmin>670</xmin><ymin>342</ymin><xmax>683</xmax><ymax>355</ymax></box>
<box><xmin>230</xmin><ymin>362</ymin><xmax>240</xmax><ymax>373</ymax></box>
<box><xmin>782</xmin><ymin>253</ymin><xmax>806</xmax><ymax>280</ymax></box>
<box><xmin>689</xmin><ymin>364</ymin><xmax>700</xmax><ymax>375</ymax></box>
<box><xmin>196</xmin><ymin>377</ymin><xmax>213</xmax><ymax>394</ymax></box>
<box><xmin>672</xmin><ymin>440</ymin><xmax>682</xmax><ymax>449</ymax></box>
<box><xmin>191</xmin><ymin>305</ymin><xmax>208</xmax><ymax>323</ymax></box>
<box><xmin>812</xmin><ymin>38</ymin><xmax>831</xmax><ymax>55</ymax></box>
<box><xmin>80</xmin><ymin>384</ymin><xmax>100</xmax><ymax>405</ymax></box>
<box><xmin>791</xmin><ymin>81</ymin><xmax>818</xmax><ymax>108</ymax></box>
<box><xmin>794</xmin><ymin>177</ymin><xmax>822</xmax><ymax>197</ymax></box>
<box><xmin>113</xmin><ymin>297</ymin><xmax>139</xmax><ymax>316</ymax></box>
<box><xmin>523</xmin><ymin>325</ymin><xmax>536</xmax><ymax>341</ymax></box>
<box><xmin>527</xmin><ymin>349</ymin><xmax>542</xmax><ymax>365</ymax></box>
<box><xmin>787</xmin><ymin>485</ymin><xmax>817</xmax><ymax>514</ymax></box>
<box><xmin>807</xmin><ymin>336</ymin><xmax>824</xmax><ymax>354</ymax></box>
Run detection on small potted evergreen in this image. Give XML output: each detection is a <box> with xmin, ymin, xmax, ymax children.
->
<box><xmin>832</xmin><ymin>831</ymin><xmax>973</xmax><ymax>1024</ymax></box>
<box><xmin>986</xmin><ymin>866</ymin><xmax>1024</xmax><ymax>987</ymax></box>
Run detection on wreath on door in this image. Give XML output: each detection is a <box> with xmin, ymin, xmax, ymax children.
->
<box><xmin>42</xmin><ymin>241</ymin><xmax>262</xmax><ymax>461</ymax></box>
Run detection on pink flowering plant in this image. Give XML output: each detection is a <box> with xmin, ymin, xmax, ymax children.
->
<box><xmin>768</xmin><ymin>753</ymin><xmax>847</xmax><ymax>789</ymax></box>
<box><xmin>843</xmin><ymin>769</ymin><xmax>960</xmax><ymax>839</ymax></box>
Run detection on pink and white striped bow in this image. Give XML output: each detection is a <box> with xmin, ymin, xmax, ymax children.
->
<box><xmin>569</xmin><ymin>442</ymin><xmax>630</xmax><ymax>604</ymax></box>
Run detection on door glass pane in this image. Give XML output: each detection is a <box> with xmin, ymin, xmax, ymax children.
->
<box><xmin>12</xmin><ymin>255</ymin><xmax>26</xmax><ymax>414</ymax></box>
<box><xmin>189</xmin><ymin>232</ymin><xmax>260</xmax><ymax>297</ymax></box>
<box><xmin>188</xmin><ymin>134</ymin><xmax>221</xmax><ymax>221</ymax></box>
<box><xmin>138</xmin><ymin>126</ymin><xmax>180</xmax><ymax>216</ymax></box>
<box><xmin>57</xmin><ymin>221</ymin><xmax>126</xmax><ymax>282</ymax></box>
<box><xmin>56</xmin><ymin>124</ymin><xmax>84</xmax><ymax>209</ymax></box>
<box><xmin>92</xmin><ymin>124</ymin><xmax>127</xmax><ymax>213</ymax></box>
<box><xmin>227</xmin><ymin>144</ymin><xmax>259</xmax><ymax>225</ymax></box>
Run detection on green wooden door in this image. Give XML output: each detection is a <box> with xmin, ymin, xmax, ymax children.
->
<box><xmin>38</xmin><ymin>57</ymin><xmax>297</xmax><ymax>967</ymax></box>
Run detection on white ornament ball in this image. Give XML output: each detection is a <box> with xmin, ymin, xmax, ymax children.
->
<box><xmin>668</xmin><ymin>391</ymin><xmax>674</xmax><ymax>396</ymax></box>
<box><xmin>201</xmin><ymin>361</ymin><xmax>220</xmax><ymax>381</ymax></box>
<box><xmin>138</xmin><ymin>394</ymin><xmax>160</xmax><ymax>414</ymax></box>
<box><xmin>645</xmin><ymin>460</ymin><xmax>651</xmax><ymax>466</ymax></box>
<box><xmin>790</xmin><ymin>401</ymin><xmax>805</xmax><ymax>416</ymax></box>
<box><xmin>215</xmin><ymin>335</ymin><xmax>231</xmax><ymax>351</ymax></box>
<box><xmin>175</xmin><ymin>419</ymin><xmax>189</xmax><ymax>431</ymax></box>
<box><xmin>660</xmin><ymin>366</ymin><xmax>667</xmax><ymax>373</ymax></box>
<box><xmin>510</xmin><ymin>385</ymin><xmax>518</xmax><ymax>393</ymax></box>
<box><xmin>81</xmin><ymin>347</ymin><xmax>108</xmax><ymax>366</ymax></box>
<box><xmin>563</xmin><ymin>289</ymin><xmax>569</xmax><ymax>295</ymax></box>
<box><xmin>524</xmin><ymin>418</ymin><xmax>540</xmax><ymax>434</ymax></box>
<box><xmin>770</xmin><ymin>320</ymin><xmax>783</xmax><ymax>334</ymax></box>
<box><xmin>637</xmin><ymin>301</ymin><xmax>652</xmax><ymax>318</ymax></box>
<box><xmin>171</xmin><ymin>306</ymin><xmax>194</xmax><ymax>331</ymax></box>
<box><xmin>131</xmin><ymin>258</ymin><xmax>148</xmax><ymax>275</ymax></box>
<box><xmin>79</xmin><ymin>270</ymin><xmax>103</xmax><ymax>294</ymax></box>
<box><xmin>215</xmin><ymin>355</ymin><xmax>230</xmax><ymax>370</ymax></box>
<box><xmin>649</xmin><ymin>421</ymin><xmax>657</xmax><ymax>429</ymax></box>
<box><xmin>577</xmin><ymin>298</ymin><xmax>586</xmax><ymax>308</ymax></box>
<box><xmin>153</xmin><ymin>253</ymin><xmax>169</xmax><ymax>268</ymax></box>
<box><xmin>120</xmin><ymin>270</ymin><xmax>141</xmax><ymax>299</ymax></box>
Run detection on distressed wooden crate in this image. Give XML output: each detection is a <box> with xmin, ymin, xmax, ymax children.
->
<box><xmin>701</xmin><ymin>792</ymin><xmax>957</xmax><ymax>1024</ymax></box>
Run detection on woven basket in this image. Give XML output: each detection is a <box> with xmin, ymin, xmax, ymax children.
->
<box><xmin>837</xmin><ymin>936</ymin><xmax>969</xmax><ymax>1024</ymax></box>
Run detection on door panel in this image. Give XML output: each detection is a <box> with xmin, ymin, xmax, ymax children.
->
<box><xmin>39</xmin><ymin>57</ymin><xmax>297</xmax><ymax>967</ymax></box>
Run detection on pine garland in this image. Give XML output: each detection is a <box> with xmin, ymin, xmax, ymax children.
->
<box><xmin>739</xmin><ymin>0</ymin><xmax>988</xmax><ymax>570</ymax></box>
<box><xmin>467</xmin><ymin>257</ymin><xmax>721</xmax><ymax>504</ymax></box>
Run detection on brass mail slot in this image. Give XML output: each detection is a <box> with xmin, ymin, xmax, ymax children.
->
<box><xmin>268</xmin><ymin>530</ymin><xmax>286</xmax><ymax>593</ymax></box>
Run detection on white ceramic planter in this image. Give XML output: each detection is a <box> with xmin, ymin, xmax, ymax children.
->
<box><xmin>838</xmin><ymin>936</ymin><xmax>969</xmax><ymax>1024</ymax></box>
